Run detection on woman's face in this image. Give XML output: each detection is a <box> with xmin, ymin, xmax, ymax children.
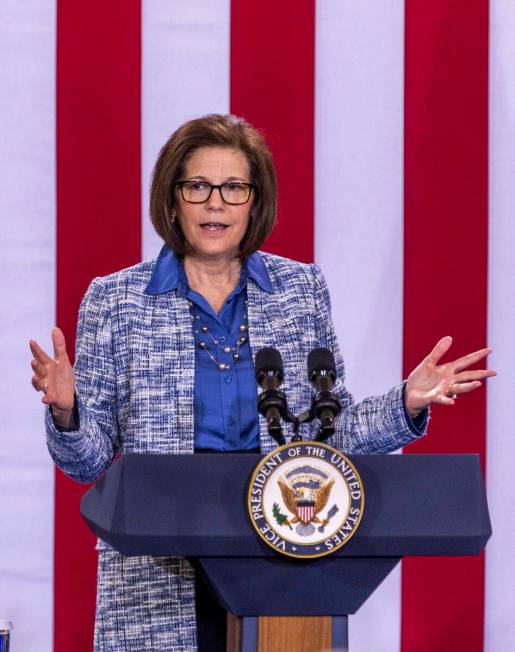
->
<box><xmin>175</xmin><ymin>146</ymin><xmax>254</xmax><ymax>262</ymax></box>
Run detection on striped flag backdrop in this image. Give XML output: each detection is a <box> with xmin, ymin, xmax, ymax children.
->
<box><xmin>1</xmin><ymin>1</ymin><xmax>514</xmax><ymax>650</ymax></box>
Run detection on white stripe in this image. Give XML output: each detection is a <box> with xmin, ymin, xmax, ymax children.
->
<box><xmin>141</xmin><ymin>0</ymin><xmax>231</xmax><ymax>262</ymax></box>
<box><xmin>315</xmin><ymin>2</ymin><xmax>404</xmax><ymax>650</ymax></box>
<box><xmin>0</xmin><ymin>2</ymin><xmax>56</xmax><ymax>650</ymax></box>
<box><xmin>485</xmin><ymin>2</ymin><xmax>515</xmax><ymax>649</ymax></box>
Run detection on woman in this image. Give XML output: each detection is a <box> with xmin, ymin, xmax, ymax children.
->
<box><xmin>30</xmin><ymin>114</ymin><xmax>495</xmax><ymax>651</ymax></box>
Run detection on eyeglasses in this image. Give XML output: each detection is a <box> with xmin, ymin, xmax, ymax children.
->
<box><xmin>176</xmin><ymin>180</ymin><xmax>255</xmax><ymax>205</ymax></box>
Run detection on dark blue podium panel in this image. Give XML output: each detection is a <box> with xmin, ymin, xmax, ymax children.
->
<box><xmin>81</xmin><ymin>453</ymin><xmax>490</xmax><ymax>558</ymax></box>
<box><xmin>196</xmin><ymin>557</ymin><xmax>400</xmax><ymax>616</ymax></box>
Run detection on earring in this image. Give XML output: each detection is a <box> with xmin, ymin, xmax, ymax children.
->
<box><xmin>171</xmin><ymin>212</ymin><xmax>176</xmax><ymax>224</ymax></box>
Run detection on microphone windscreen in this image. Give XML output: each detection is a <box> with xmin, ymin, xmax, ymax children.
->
<box><xmin>307</xmin><ymin>348</ymin><xmax>336</xmax><ymax>377</ymax></box>
<box><xmin>255</xmin><ymin>347</ymin><xmax>284</xmax><ymax>379</ymax></box>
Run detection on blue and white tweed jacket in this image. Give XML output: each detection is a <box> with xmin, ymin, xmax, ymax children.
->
<box><xmin>45</xmin><ymin>251</ymin><xmax>424</xmax><ymax>652</ymax></box>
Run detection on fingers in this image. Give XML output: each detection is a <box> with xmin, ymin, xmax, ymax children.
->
<box><xmin>31</xmin><ymin>373</ymin><xmax>57</xmax><ymax>404</ymax></box>
<box><xmin>435</xmin><ymin>394</ymin><xmax>456</xmax><ymax>406</ymax></box>
<box><xmin>31</xmin><ymin>353</ymin><xmax>48</xmax><ymax>391</ymax></box>
<box><xmin>426</xmin><ymin>339</ymin><xmax>494</xmax><ymax>374</ymax></box>
<box><xmin>30</xmin><ymin>328</ymin><xmax>69</xmax><ymax>365</ymax></box>
<box><xmin>31</xmin><ymin>375</ymin><xmax>45</xmax><ymax>392</ymax></box>
<box><xmin>433</xmin><ymin>381</ymin><xmax>480</xmax><ymax>407</ymax></box>
<box><xmin>426</xmin><ymin>336</ymin><xmax>453</xmax><ymax>365</ymax></box>
<box><xmin>29</xmin><ymin>339</ymin><xmax>52</xmax><ymax>364</ymax></box>
<box><xmin>31</xmin><ymin>376</ymin><xmax>54</xmax><ymax>403</ymax></box>
<box><xmin>454</xmin><ymin>368</ymin><xmax>497</xmax><ymax>384</ymax></box>
<box><xmin>51</xmin><ymin>327</ymin><xmax>69</xmax><ymax>363</ymax></box>
<box><xmin>30</xmin><ymin>329</ymin><xmax>75</xmax><ymax>411</ymax></box>
<box><xmin>437</xmin><ymin>376</ymin><xmax>489</xmax><ymax>406</ymax></box>
<box><xmin>30</xmin><ymin>331</ymin><xmax>59</xmax><ymax>397</ymax></box>
<box><xmin>41</xmin><ymin>388</ymin><xmax>56</xmax><ymax>405</ymax></box>
<box><xmin>452</xmin><ymin>347</ymin><xmax>492</xmax><ymax>373</ymax></box>
<box><xmin>453</xmin><ymin>380</ymin><xmax>482</xmax><ymax>395</ymax></box>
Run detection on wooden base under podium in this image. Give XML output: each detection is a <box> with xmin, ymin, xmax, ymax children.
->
<box><xmin>227</xmin><ymin>614</ymin><xmax>348</xmax><ymax>652</ymax></box>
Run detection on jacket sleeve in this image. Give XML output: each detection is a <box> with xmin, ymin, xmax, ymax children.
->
<box><xmin>45</xmin><ymin>277</ymin><xmax>121</xmax><ymax>482</ymax></box>
<box><xmin>311</xmin><ymin>264</ymin><xmax>428</xmax><ymax>454</ymax></box>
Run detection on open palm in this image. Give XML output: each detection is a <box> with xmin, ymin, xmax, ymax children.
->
<box><xmin>405</xmin><ymin>336</ymin><xmax>496</xmax><ymax>418</ymax></box>
<box><xmin>30</xmin><ymin>327</ymin><xmax>75</xmax><ymax>423</ymax></box>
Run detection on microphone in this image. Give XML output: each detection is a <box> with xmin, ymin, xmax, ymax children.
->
<box><xmin>255</xmin><ymin>347</ymin><xmax>287</xmax><ymax>445</ymax></box>
<box><xmin>307</xmin><ymin>348</ymin><xmax>342</xmax><ymax>442</ymax></box>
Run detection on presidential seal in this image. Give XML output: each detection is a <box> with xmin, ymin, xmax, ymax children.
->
<box><xmin>247</xmin><ymin>442</ymin><xmax>364</xmax><ymax>559</ymax></box>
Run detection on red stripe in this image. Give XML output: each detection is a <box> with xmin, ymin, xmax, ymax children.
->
<box><xmin>55</xmin><ymin>2</ymin><xmax>141</xmax><ymax>649</ymax></box>
<box><xmin>230</xmin><ymin>0</ymin><xmax>315</xmax><ymax>263</ymax></box>
<box><xmin>402</xmin><ymin>2</ymin><xmax>489</xmax><ymax>650</ymax></box>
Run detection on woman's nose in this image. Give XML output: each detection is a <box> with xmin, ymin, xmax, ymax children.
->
<box><xmin>205</xmin><ymin>186</ymin><xmax>225</xmax><ymax>208</ymax></box>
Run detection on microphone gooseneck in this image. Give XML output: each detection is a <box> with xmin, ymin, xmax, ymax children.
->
<box><xmin>255</xmin><ymin>347</ymin><xmax>288</xmax><ymax>445</ymax></box>
<box><xmin>307</xmin><ymin>348</ymin><xmax>342</xmax><ymax>442</ymax></box>
<box><xmin>254</xmin><ymin>347</ymin><xmax>342</xmax><ymax>446</ymax></box>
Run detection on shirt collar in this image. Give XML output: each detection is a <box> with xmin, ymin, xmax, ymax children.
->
<box><xmin>144</xmin><ymin>246</ymin><xmax>274</xmax><ymax>295</ymax></box>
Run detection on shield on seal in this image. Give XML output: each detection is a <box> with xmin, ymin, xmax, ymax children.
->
<box><xmin>297</xmin><ymin>502</ymin><xmax>315</xmax><ymax>524</ymax></box>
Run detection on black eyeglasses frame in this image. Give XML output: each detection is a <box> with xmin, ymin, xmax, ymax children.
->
<box><xmin>175</xmin><ymin>180</ymin><xmax>255</xmax><ymax>205</ymax></box>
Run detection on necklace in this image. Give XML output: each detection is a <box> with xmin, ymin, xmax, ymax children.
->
<box><xmin>189</xmin><ymin>299</ymin><xmax>248</xmax><ymax>370</ymax></box>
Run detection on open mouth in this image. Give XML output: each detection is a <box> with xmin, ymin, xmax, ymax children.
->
<box><xmin>200</xmin><ymin>222</ymin><xmax>229</xmax><ymax>231</ymax></box>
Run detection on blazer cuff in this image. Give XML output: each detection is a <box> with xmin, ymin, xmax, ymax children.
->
<box><xmin>49</xmin><ymin>393</ymin><xmax>80</xmax><ymax>432</ymax></box>
<box><xmin>401</xmin><ymin>382</ymin><xmax>429</xmax><ymax>436</ymax></box>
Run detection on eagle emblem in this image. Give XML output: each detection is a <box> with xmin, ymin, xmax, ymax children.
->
<box><xmin>248</xmin><ymin>441</ymin><xmax>364</xmax><ymax>558</ymax></box>
<box><xmin>275</xmin><ymin>465</ymin><xmax>338</xmax><ymax>537</ymax></box>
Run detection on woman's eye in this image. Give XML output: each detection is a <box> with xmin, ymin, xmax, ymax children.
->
<box><xmin>224</xmin><ymin>183</ymin><xmax>244</xmax><ymax>191</ymax></box>
<box><xmin>189</xmin><ymin>182</ymin><xmax>208</xmax><ymax>191</ymax></box>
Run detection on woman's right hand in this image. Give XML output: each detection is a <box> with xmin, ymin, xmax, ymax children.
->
<box><xmin>30</xmin><ymin>327</ymin><xmax>76</xmax><ymax>427</ymax></box>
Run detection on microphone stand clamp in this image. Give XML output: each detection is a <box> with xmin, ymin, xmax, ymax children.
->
<box><xmin>257</xmin><ymin>388</ymin><xmax>296</xmax><ymax>446</ymax></box>
<box><xmin>296</xmin><ymin>391</ymin><xmax>342</xmax><ymax>442</ymax></box>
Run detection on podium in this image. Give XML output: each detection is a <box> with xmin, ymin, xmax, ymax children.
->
<box><xmin>81</xmin><ymin>453</ymin><xmax>491</xmax><ymax>652</ymax></box>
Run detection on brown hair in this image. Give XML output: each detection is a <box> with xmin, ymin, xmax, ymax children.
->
<box><xmin>150</xmin><ymin>114</ymin><xmax>277</xmax><ymax>259</ymax></box>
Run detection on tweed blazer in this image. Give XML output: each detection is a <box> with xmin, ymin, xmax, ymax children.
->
<box><xmin>45</xmin><ymin>251</ymin><xmax>425</xmax><ymax>652</ymax></box>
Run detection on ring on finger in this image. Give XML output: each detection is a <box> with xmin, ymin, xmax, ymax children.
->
<box><xmin>445</xmin><ymin>384</ymin><xmax>458</xmax><ymax>400</ymax></box>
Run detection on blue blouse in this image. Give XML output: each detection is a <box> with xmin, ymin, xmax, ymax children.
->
<box><xmin>146</xmin><ymin>247</ymin><xmax>274</xmax><ymax>451</ymax></box>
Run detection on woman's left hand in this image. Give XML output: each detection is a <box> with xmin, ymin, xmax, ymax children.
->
<box><xmin>404</xmin><ymin>336</ymin><xmax>497</xmax><ymax>419</ymax></box>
